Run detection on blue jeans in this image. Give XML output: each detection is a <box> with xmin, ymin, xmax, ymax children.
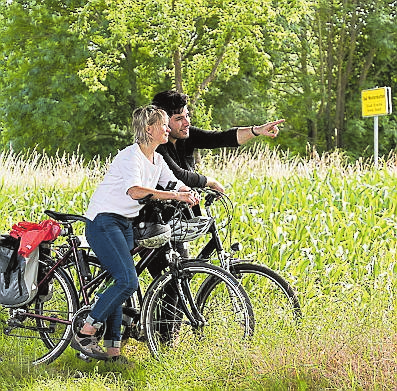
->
<box><xmin>85</xmin><ymin>213</ymin><xmax>138</xmax><ymax>347</ymax></box>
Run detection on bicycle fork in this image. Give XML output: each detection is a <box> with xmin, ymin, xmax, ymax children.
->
<box><xmin>173</xmin><ymin>272</ymin><xmax>206</xmax><ymax>329</ymax></box>
<box><xmin>167</xmin><ymin>249</ymin><xmax>206</xmax><ymax>329</ymax></box>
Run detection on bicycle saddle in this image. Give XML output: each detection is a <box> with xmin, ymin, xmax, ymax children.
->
<box><xmin>44</xmin><ymin>210</ymin><xmax>87</xmax><ymax>223</ymax></box>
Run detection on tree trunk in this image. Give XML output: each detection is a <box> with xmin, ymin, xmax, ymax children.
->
<box><xmin>334</xmin><ymin>0</ymin><xmax>359</xmax><ymax>148</ymax></box>
<box><xmin>325</xmin><ymin>8</ymin><xmax>335</xmax><ymax>150</ymax></box>
<box><xmin>299</xmin><ymin>19</ymin><xmax>317</xmax><ymax>147</ymax></box>
<box><xmin>173</xmin><ymin>49</ymin><xmax>183</xmax><ymax>93</ymax></box>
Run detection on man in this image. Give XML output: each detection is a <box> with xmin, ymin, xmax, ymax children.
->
<box><xmin>147</xmin><ymin>91</ymin><xmax>284</xmax><ymax>338</ymax></box>
<box><xmin>152</xmin><ymin>90</ymin><xmax>284</xmax><ymax>193</ymax></box>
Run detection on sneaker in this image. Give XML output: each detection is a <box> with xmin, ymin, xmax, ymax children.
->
<box><xmin>70</xmin><ymin>334</ymin><xmax>109</xmax><ymax>360</ymax></box>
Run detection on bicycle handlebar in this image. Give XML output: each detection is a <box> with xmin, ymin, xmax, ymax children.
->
<box><xmin>44</xmin><ymin>187</ymin><xmax>224</xmax><ymax>233</ymax></box>
<box><xmin>135</xmin><ymin>187</ymin><xmax>223</xmax><ymax>209</ymax></box>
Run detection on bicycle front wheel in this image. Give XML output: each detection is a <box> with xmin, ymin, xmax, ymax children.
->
<box><xmin>0</xmin><ymin>262</ymin><xmax>78</xmax><ymax>366</ymax></box>
<box><xmin>141</xmin><ymin>261</ymin><xmax>254</xmax><ymax>359</ymax></box>
<box><xmin>199</xmin><ymin>261</ymin><xmax>301</xmax><ymax>338</ymax></box>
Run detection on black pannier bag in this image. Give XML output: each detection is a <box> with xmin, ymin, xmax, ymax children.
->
<box><xmin>0</xmin><ymin>235</ymin><xmax>39</xmax><ymax>307</ymax></box>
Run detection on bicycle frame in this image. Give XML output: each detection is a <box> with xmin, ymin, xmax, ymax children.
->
<box><xmin>6</xmin><ymin>215</ymin><xmax>209</xmax><ymax>338</ymax></box>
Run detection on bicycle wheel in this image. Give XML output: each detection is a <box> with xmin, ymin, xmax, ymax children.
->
<box><xmin>141</xmin><ymin>261</ymin><xmax>254</xmax><ymax>358</ymax></box>
<box><xmin>198</xmin><ymin>261</ymin><xmax>301</xmax><ymax>338</ymax></box>
<box><xmin>0</xmin><ymin>261</ymin><xmax>78</xmax><ymax>365</ymax></box>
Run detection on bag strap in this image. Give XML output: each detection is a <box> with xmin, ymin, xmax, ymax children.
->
<box><xmin>4</xmin><ymin>241</ymin><xmax>21</xmax><ymax>289</ymax></box>
<box><xmin>17</xmin><ymin>265</ymin><xmax>23</xmax><ymax>296</ymax></box>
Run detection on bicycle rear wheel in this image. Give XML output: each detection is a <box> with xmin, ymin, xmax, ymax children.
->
<box><xmin>0</xmin><ymin>262</ymin><xmax>78</xmax><ymax>366</ymax></box>
<box><xmin>198</xmin><ymin>261</ymin><xmax>301</xmax><ymax>338</ymax></box>
<box><xmin>141</xmin><ymin>261</ymin><xmax>254</xmax><ymax>358</ymax></box>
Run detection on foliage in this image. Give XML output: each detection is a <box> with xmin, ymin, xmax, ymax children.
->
<box><xmin>72</xmin><ymin>0</ymin><xmax>275</xmax><ymax>113</ymax></box>
<box><xmin>256</xmin><ymin>0</ymin><xmax>397</xmax><ymax>156</ymax></box>
<box><xmin>0</xmin><ymin>0</ymin><xmax>125</xmax><ymax>158</ymax></box>
<box><xmin>1</xmin><ymin>0</ymin><xmax>397</xmax><ymax>160</ymax></box>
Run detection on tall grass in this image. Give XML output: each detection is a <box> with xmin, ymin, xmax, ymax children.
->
<box><xmin>1</xmin><ymin>146</ymin><xmax>397</xmax><ymax>390</ymax></box>
<box><xmin>0</xmin><ymin>149</ymin><xmax>108</xmax><ymax>188</ymax></box>
<box><xmin>0</xmin><ymin>150</ymin><xmax>107</xmax><ymax>231</ymax></box>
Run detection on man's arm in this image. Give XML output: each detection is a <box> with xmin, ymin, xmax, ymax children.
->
<box><xmin>156</xmin><ymin>143</ymin><xmax>225</xmax><ymax>192</ymax></box>
<box><xmin>236</xmin><ymin>119</ymin><xmax>285</xmax><ymax>145</ymax></box>
<box><xmin>188</xmin><ymin>119</ymin><xmax>284</xmax><ymax>149</ymax></box>
<box><xmin>187</xmin><ymin>126</ymin><xmax>240</xmax><ymax>149</ymax></box>
<box><xmin>156</xmin><ymin>143</ymin><xmax>207</xmax><ymax>188</ymax></box>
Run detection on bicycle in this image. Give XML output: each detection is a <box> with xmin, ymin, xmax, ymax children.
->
<box><xmin>0</xmin><ymin>205</ymin><xmax>254</xmax><ymax>366</ymax></box>
<box><xmin>172</xmin><ymin>188</ymin><xmax>302</xmax><ymax>338</ymax></box>
<box><xmin>83</xmin><ymin>188</ymin><xmax>301</xmax><ymax>344</ymax></box>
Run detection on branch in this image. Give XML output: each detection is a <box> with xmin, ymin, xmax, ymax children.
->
<box><xmin>191</xmin><ymin>33</ymin><xmax>232</xmax><ymax>105</ymax></box>
<box><xmin>358</xmin><ymin>47</ymin><xmax>376</xmax><ymax>89</ymax></box>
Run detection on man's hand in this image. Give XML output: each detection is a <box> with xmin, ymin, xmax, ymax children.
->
<box><xmin>237</xmin><ymin>119</ymin><xmax>285</xmax><ymax>145</ymax></box>
<box><xmin>205</xmin><ymin>177</ymin><xmax>225</xmax><ymax>193</ymax></box>
<box><xmin>253</xmin><ymin>119</ymin><xmax>285</xmax><ymax>138</ymax></box>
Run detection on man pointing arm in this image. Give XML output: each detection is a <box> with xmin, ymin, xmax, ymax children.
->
<box><xmin>152</xmin><ymin>90</ymin><xmax>284</xmax><ymax>193</ymax></box>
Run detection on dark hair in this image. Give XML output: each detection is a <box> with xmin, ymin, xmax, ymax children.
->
<box><xmin>151</xmin><ymin>90</ymin><xmax>188</xmax><ymax>117</ymax></box>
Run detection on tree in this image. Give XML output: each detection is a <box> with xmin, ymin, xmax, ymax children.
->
<box><xmin>342</xmin><ymin>0</ymin><xmax>397</xmax><ymax>158</ymax></box>
<box><xmin>253</xmin><ymin>0</ymin><xmax>397</xmax><ymax>158</ymax></box>
<box><xmin>0</xmin><ymin>0</ymin><xmax>135</xmax><ymax>158</ymax></box>
<box><xmin>72</xmin><ymin>0</ymin><xmax>278</xmax><ymax>123</ymax></box>
<box><xmin>0</xmin><ymin>0</ymin><xmax>285</xmax><ymax>157</ymax></box>
<box><xmin>1</xmin><ymin>0</ymin><xmax>397</xmax><ymax>160</ymax></box>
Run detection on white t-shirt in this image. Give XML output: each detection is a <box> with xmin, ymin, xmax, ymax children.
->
<box><xmin>86</xmin><ymin>143</ymin><xmax>185</xmax><ymax>220</ymax></box>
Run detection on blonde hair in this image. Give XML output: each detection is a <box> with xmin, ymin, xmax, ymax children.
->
<box><xmin>132</xmin><ymin>105</ymin><xmax>167</xmax><ymax>145</ymax></box>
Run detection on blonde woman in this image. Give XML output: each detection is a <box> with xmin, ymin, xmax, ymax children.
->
<box><xmin>71</xmin><ymin>106</ymin><xmax>199</xmax><ymax>362</ymax></box>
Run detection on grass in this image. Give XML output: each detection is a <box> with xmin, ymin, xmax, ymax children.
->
<box><xmin>1</xmin><ymin>146</ymin><xmax>397</xmax><ymax>390</ymax></box>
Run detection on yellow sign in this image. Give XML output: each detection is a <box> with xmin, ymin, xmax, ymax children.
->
<box><xmin>362</xmin><ymin>87</ymin><xmax>392</xmax><ymax>117</ymax></box>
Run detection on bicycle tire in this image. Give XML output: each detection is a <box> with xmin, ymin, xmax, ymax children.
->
<box><xmin>197</xmin><ymin>261</ymin><xmax>301</xmax><ymax>338</ymax></box>
<box><xmin>0</xmin><ymin>261</ymin><xmax>78</xmax><ymax>365</ymax></box>
<box><xmin>141</xmin><ymin>261</ymin><xmax>254</xmax><ymax>358</ymax></box>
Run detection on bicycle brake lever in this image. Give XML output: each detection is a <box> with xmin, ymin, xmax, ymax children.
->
<box><xmin>204</xmin><ymin>193</ymin><xmax>217</xmax><ymax>207</ymax></box>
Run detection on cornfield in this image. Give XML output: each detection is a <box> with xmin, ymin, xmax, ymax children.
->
<box><xmin>1</xmin><ymin>146</ymin><xmax>397</xmax><ymax>390</ymax></box>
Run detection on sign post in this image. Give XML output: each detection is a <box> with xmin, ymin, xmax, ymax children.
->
<box><xmin>361</xmin><ymin>87</ymin><xmax>392</xmax><ymax>167</ymax></box>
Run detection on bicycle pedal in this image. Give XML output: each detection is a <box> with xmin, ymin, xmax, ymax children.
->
<box><xmin>76</xmin><ymin>352</ymin><xmax>92</xmax><ymax>362</ymax></box>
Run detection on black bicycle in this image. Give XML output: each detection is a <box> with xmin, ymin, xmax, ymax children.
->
<box><xmin>171</xmin><ymin>188</ymin><xmax>302</xmax><ymax>339</ymax></box>
<box><xmin>0</xmin><ymin>206</ymin><xmax>254</xmax><ymax>366</ymax></box>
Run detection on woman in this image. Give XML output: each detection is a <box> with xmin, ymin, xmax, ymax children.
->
<box><xmin>71</xmin><ymin>105</ymin><xmax>199</xmax><ymax>362</ymax></box>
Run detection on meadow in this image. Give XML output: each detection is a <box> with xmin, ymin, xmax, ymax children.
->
<box><xmin>1</xmin><ymin>146</ymin><xmax>397</xmax><ymax>390</ymax></box>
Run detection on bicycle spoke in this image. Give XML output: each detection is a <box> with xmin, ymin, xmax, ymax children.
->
<box><xmin>230</xmin><ymin>262</ymin><xmax>301</xmax><ymax>338</ymax></box>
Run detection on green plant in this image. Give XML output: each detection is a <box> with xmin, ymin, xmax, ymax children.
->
<box><xmin>1</xmin><ymin>147</ymin><xmax>397</xmax><ymax>390</ymax></box>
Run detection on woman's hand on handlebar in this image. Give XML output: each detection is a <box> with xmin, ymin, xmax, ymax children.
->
<box><xmin>176</xmin><ymin>188</ymin><xmax>200</xmax><ymax>206</ymax></box>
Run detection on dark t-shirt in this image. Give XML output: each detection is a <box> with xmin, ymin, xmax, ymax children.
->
<box><xmin>156</xmin><ymin>126</ymin><xmax>239</xmax><ymax>188</ymax></box>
